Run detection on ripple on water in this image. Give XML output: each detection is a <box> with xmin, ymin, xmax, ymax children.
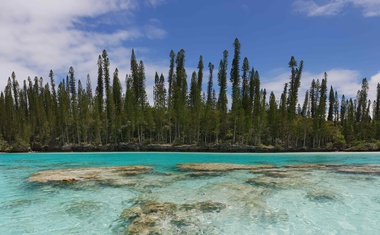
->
<box><xmin>1</xmin><ymin>155</ymin><xmax>380</xmax><ymax>234</ymax></box>
<box><xmin>61</xmin><ymin>200</ymin><xmax>106</xmax><ymax>219</ymax></box>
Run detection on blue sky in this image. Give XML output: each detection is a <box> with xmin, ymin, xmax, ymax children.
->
<box><xmin>1</xmin><ymin>0</ymin><xmax>380</xmax><ymax>103</ymax></box>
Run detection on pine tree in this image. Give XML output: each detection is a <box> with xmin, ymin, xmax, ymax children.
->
<box><xmin>356</xmin><ymin>78</ymin><xmax>369</xmax><ymax>122</ymax></box>
<box><xmin>153</xmin><ymin>72</ymin><xmax>167</xmax><ymax>142</ymax></box>
<box><xmin>301</xmin><ymin>90</ymin><xmax>310</xmax><ymax>147</ymax></box>
<box><xmin>268</xmin><ymin>91</ymin><xmax>277</xmax><ymax>144</ymax></box>
<box><xmin>57</xmin><ymin>81</ymin><xmax>70</xmax><ymax>144</ymax></box>
<box><xmin>241</xmin><ymin>57</ymin><xmax>250</xmax><ymax>115</ymax></box>
<box><xmin>168</xmin><ymin>50</ymin><xmax>175</xmax><ymax>109</ymax></box>
<box><xmin>230</xmin><ymin>38</ymin><xmax>241</xmax><ymax>113</ymax></box>
<box><xmin>207</xmin><ymin>62</ymin><xmax>214</xmax><ymax>106</ymax></box>
<box><xmin>333</xmin><ymin>91</ymin><xmax>339</xmax><ymax>124</ymax></box>
<box><xmin>314</xmin><ymin>73</ymin><xmax>327</xmax><ymax>148</ymax></box>
<box><xmin>301</xmin><ymin>90</ymin><xmax>309</xmax><ymax>117</ymax></box>
<box><xmin>217</xmin><ymin>50</ymin><xmax>228</xmax><ymax>115</ymax></box>
<box><xmin>77</xmin><ymin>79</ymin><xmax>86</xmax><ymax>143</ymax></box>
<box><xmin>340</xmin><ymin>95</ymin><xmax>346</xmax><ymax>126</ymax></box>
<box><xmin>197</xmin><ymin>56</ymin><xmax>204</xmax><ymax>93</ymax></box>
<box><xmin>102</xmin><ymin>50</ymin><xmax>110</xmax><ymax>93</ymax></box>
<box><xmin>0</xmin><ymin>92</ymin><xmax>5</xmax><ymax>143</ymax></box>
<box><xmin>86</xmin><ymin>74</ymin><xmax>93</xmax><ymax>103</ymax></box>
<box><xmin>138</xmin><ymin>61</ymin><xmax>148</xmax><ymax>108</ymax></box>
<box><xmin>4</xmin><ymin>78</ymin><xmax>16</xmax><ymax>142</ymax></box>
<box><xmin>252</xmin><ymin>70</ymin><xmax>262</xmax><ymax>145</ymax></box>
<box><xmin>11</xmin><ymin>72</ymin><xmax>19</xmax><ymax>110</ymax></box>
<box><xmin>328</xmin><ymin>86</ymin><xmax>334</xmax><ymax>121</ymax></box>
<box><xmin>173</xmin><ymin>49</ymin><xmax>188</xmax><ymax>143</ymax></box>
<box><xmin>84</xmin><ymin>74</ymin><xmax>94</xmax><ymax>143</ymax></box>
<box><xmin>287</xmin><ymin>56</ymin><xmax>303</xmax><ymax>115</ymax></box>
<box><xmin>279</xmin><ymin>83</ymin><xmax>288</xmax><ymax>144</ymax></box>
<box><xmin>113</xmin><ymin>69</ymin><xmax>122</xmax><ymax>115</ymax></box>
<box><xmin>230</xmin><ymin>38</ymin><xmax>241</xmax><ymax>143</ymax></box>
<box><xmin>49</xmin><ymin>70</ymin><xmax>58</xmax><ymax>133</ymax></box>
<box><xmin>96</xmin><ymin>55</ymin><xmax>104</xmax><ymax>112</ymax></box>
<box><xmin>344</xmin><ymin>98</ymin><xmax>355</xmax><ymax>144</ymax></box>
<box><xmin>124</xmin><ymin>75</ymin><xmax>135</xmax><ymax>142</ymax></box>
<box><xmin>202</xmin><ymin>62</ymin><xmax>215</xmax><ymax>143</ymax></box>
<box><xmin>113</xmin><ymin>68</ymin><xmax>122</xmax><ymax>143</ymax></box>
<box><xmin>375</xmin><ymin>84</ymin><xmax>380</xmax><ymax>121</ymax></box>
<box><xmin>68</xmin><ymin>66</ymin><xmax>79</xmax><ymax>143</ymax></box>
<box><xmin>69</xmin><ymin>67</ymin><xmax>76</xmax><ymax>101</ymax></box>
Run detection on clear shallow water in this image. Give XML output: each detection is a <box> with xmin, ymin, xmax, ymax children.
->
<box><xmin>0</xmin><ymin>152</ymin><xmax>380</xmax><ymax>234</ymax></box>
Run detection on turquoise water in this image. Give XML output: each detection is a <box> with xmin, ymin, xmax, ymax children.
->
<box><xmin>0</xmin><ymin>152</ymin><xmax>380</xmax><ymax>234</ymax></box>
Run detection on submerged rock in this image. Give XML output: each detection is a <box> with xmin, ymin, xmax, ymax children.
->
<box><xmin>251</xmin><ymin>168</ymin><xmax>287</xmax><ymax>174</ymax></box>
<box><xmin>120</xmin><ymin>200</ymin><xmax>226</xmax><ymax>234</ymax></box>
<box><xmin>279</xmin><ymin>163</ymin><xmax>380</xmax><ymax>176</ymax></box>
<box><xmin>120</xmin><ymin>206</ymin><xmax>143</xmax><ymax>220</ymax></box>
<box><xmin>192</xmin><ymin>200</ymin><xmax>226</xmax><ymax>213</ymax></box>
<box><xmin>185</xmin><ymin>171</ymin><xmax>225</xmax><ymax>178</ymax></box>
<box><xmin>141</xmin><ymin>201</ymin><xmax>177</xmax><ymax>215</ymax></box>
<box><xmin>282</xmin><ymin>164</ymin><xmax>342</xmax><ymax>170</ymax></box>
<box><xmin>335</xmin><ymin>164</ymin><xmax>380</xmax><ymax>175</ymax></box>
<box><xmin>252</xmin><ymin>209</ymin><xmax>289</xmax><ymax>224</ymax></box>
<box><xmin>28</xmin><ymin>166</ymin><xmax>152</xmax><ymax>186</ymax></box>
<box><xmin>246</xmin><ymin>175</ymin><xmax>306</xmax><ymax>189</ymax></box>
<box><xmin>62</xmin><ymin>200</ymin><xmax>104</xmax><ymax>218</ymax></box>
<box><xmin>262</xmin><ymin>171</ymin><xmax>294</xmax><ymax>178</ymax></box>
<box><xmin>305</xmin><ymin>189</ymin><xmax>339</xmax><ymax>202</ymax></box>
<box><xmin>177</xmin><ymin>163</ymin><xmax>276</xmax><ymax>172</ymax></box>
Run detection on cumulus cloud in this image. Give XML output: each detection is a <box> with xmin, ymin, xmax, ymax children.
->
<box><xmin>293</xmin><ymin>0</ymin><xmax>380</xmax><ymax>17</ymax></box>
<box><xmin>0</xmin><ymin>0</ymin><xmax>168</xmax><ymax>104</ymax></box>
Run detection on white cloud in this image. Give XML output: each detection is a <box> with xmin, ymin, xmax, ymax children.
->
<box><xmin>145</xmin><ymin>0</ymin><xmax>167</xmax><ymax>7</ymax></box>
<box><xmin>293</xmin><ymin>0</ymin><xmax>346</xmax><ymax>16</ymax></box>
<box><xmin>0</xmin><ymin>0</ymin><xmax>167</xmax><ymax>99</ymax></box>
<box><xmin>294</xmin><ymin>0</ymin><xmax>380</xmax><ymax>17</ymax></box>
<box><xmin>144</xmin><ymin>19</ymin><xmax>168</xmax><ymax>39</ymax></box>
<box><xmin>368</xmin><ymin>71</ymin><xmax>380</xmax><ymax>102</ymax></box>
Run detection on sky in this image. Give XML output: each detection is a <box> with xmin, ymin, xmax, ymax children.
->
<box><xmin>1</xmin><ymin>0</ymin><xmax>380</xmax><ymax>105</ymax></box>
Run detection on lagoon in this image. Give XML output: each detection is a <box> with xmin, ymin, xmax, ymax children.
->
<box><xmin>1</xmin><ymin>152</ymin><xmax>380</xmax><ymax>234</ymax></box>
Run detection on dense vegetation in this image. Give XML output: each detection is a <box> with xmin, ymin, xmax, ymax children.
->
<box><xmin>1</xmin><ymin>38</ymin><xmax>379</xmax><ymax>152</ymax></box>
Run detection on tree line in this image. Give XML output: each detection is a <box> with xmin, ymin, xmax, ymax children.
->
<box><xmin>1</xmin><ymin>38</ymin><xmax>379</xmax><ymax>151</ymax></box>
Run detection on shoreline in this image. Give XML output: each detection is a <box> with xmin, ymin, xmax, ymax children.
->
<box><xmin>1</xmin><ymin>143</ymin><xmax>378</xmax><ymax>153</ymax></box>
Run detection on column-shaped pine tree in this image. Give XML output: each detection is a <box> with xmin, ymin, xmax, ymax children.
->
<box><xmin>230</xmin><ymin>38</ymin><xmax>241</xmax><ymax>144</ymax></box>
<box><xmin>217</xmin><ymin>50</ymin><xmax>228</xmax><ymax>141</ymax></box>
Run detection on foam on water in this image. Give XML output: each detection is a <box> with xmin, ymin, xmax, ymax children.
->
<box><xmin>1</xmin><ymin>152</ymin><xmax>380</xmax><ymax>234</ymax></box>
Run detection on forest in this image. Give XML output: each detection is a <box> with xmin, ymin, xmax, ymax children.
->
<box><xmin>1</xmin><ymin>38</ymin><xmax>379</xmax><ymax>152</ymax></box>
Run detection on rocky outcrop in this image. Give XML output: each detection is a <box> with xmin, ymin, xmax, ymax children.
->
<box><xmin>177</xmin><ymin>163</ymin><xmax>276</xmax><ymax>172</ymax></box>
<box><xmin>185</xmin><ymin>171</ymin><xmax>225</xmax><ymax>177</ymax></box>
<box><xmin>305</xmin><ymin>189</ymin><xmax>339</xmax><ymax>202</ymax></box>
<box><xmin>250</xmin><ymin>164</ymin><xmax>380</xmax><ymax>176</ymax></box>
<box><xmin>335</xmin><ymin>165</ymin><xmax>380</xmax><ymax>175</ymax></box>
<box><xmin>120</xmin><ymin>200</ymin><xmax>226</xmax><ymax>234</ymax></box>
<box><xmin>247</xmin><ymin>177</ymin><xmax>292</xmax><ymax>189</ymax></box>
<box><xmin>28</xmin><ymin>166</ymin><xmax>152</xmax><ymax>185</ymax></box>
<box><xmin>283</xmin><ymin>164</ymin><xmax>380</xmax><ymax>175</ymax></box>
<box><xmin>282</xmin><ymin>164</ymin><xmax>342</xmax><ymax>170</ymax></box>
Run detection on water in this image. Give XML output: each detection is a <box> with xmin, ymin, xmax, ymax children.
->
<box><xmin>0</xmin><ymin>152</ymin><xmax>379</xmax><ymax>234</ymax></box>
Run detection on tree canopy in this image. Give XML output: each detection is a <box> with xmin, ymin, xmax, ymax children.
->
<box><xmin>0</xmin><ymin>39</ymin><xmax>378</xmax><ymax>152</ymax></box>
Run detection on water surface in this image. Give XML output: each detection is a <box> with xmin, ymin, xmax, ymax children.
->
<box><xmin>0</xmin><ymin>152</ymin><xmax>379</xmax><ymax>234</ymax></box>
